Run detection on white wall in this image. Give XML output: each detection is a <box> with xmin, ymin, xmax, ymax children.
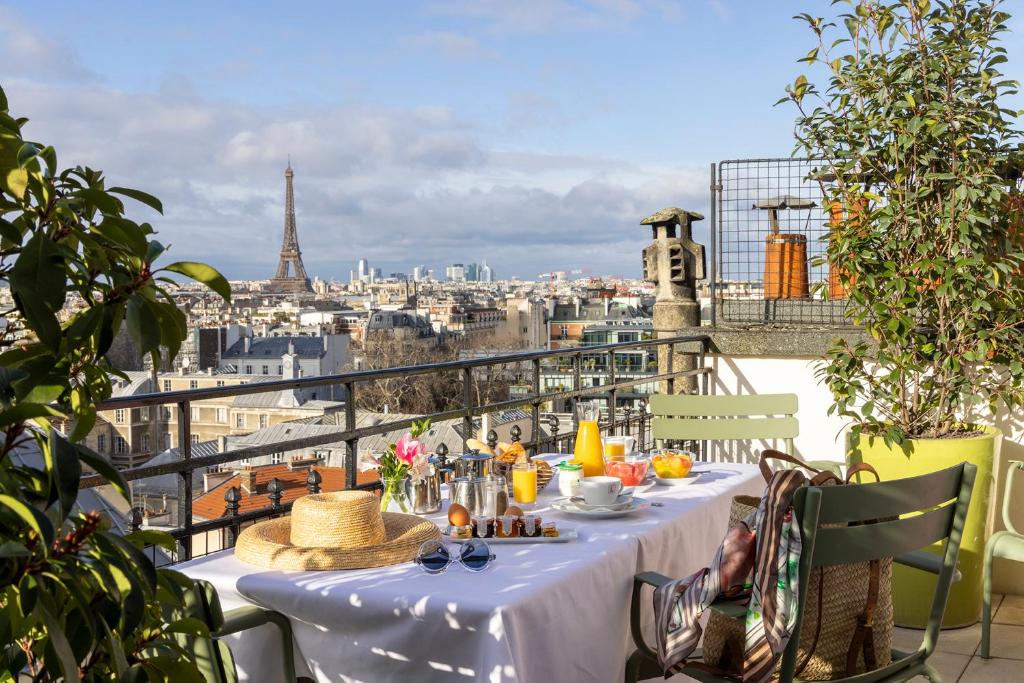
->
<box><xmin>712</xmin><ymin>353</ymin><xmax>1024</xmax><ymax>595</ymax></box>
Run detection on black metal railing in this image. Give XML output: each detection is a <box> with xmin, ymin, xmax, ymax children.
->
<box><xmin>80</xmin><ymin>333</ymin><xmax>711</xmax><ymax>563</ymax></box>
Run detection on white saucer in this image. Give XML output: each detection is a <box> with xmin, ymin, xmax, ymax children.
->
<box><xmin>568</xmin><ymin>493</ymin><xmax>634</xmax><ymax>511</ymax></box>
<box><xmin>654</xmin><ymin>473</ymin><xmax>701</xmax><ymax>487</ymax></box>
<box><xmin>552</xmin><ymin>496</ymin><xmax>648</xmax><ymax>518</ymax></box>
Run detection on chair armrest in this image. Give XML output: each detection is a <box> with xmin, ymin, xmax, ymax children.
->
<box><xmin>895</xmin><ymin>550</ymin><xmax>961</xmax><ymax>583</ymax></box>
<box><xmin>218</xmin><ymin>606</ymin><xmax>297</xmax><ymax>681</ymax></box>
<box><xmin>635</xmin><ymin>571</ymin><xmax>673</xmax><ymax>589</ymax></box>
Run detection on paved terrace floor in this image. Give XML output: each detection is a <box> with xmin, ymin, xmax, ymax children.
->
<box><xmin>646</xmin><ymin>594</ymin><xmax>1024</xmax><ymax>682</ymax></box>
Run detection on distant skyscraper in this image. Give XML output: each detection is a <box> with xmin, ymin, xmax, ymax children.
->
<box><xmin>412</xmin><ymin>265</ymin><xmax>425</xmax><ymax>282</ymax></box>
<box><xmin>480</xmin><ymin>260</ymin><xmax>493</xmax><ymax>283</ymax></box>
<box><xmin>370</xmin><ymin>267</ymin><xmax>383</xmax><ymax>282</ymax></box>
<box><xmin>358</xmin><ymin>258</ymin><xmax>369</xmax><ymax>282</ymax></box>
<box><xmin>465</xmin><ymin>262</ymin><xmax>479</xmax><ymax>281</ymax></box>
<box><xmin>446</xmin><ymin>263</ymin><xmax>465</xmax><ymax>282</ymax></box>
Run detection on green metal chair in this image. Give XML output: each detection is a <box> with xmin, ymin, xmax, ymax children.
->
<box><xmin>650</xmin><ymin>393</ymin><xmax>799</xmax><ymax>458</ymax></box>
<box><xmin>177</xmin><ymin>579</ymin><xmax>298</xmax><ymax>683</ymax></box>
<box><xmin>981</xmin><ymin>459</ymin><xmax>1024</xmax><ymax>659</ymax></box>
<box><xmin>626</xmin><ymin>462</ymin><xmax>977</xmax><ymax>683</ymax></box>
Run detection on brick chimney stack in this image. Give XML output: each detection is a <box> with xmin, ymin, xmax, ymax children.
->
<box><xmin>239</xmin><ymin>468</ymin><xmax>257</xmax><ymax>496</ymax></box>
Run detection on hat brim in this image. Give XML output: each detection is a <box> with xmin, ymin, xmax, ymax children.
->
<box><xmin>234</xmin><ymin>512</ymin><xmax>441</xmax><ymax>571</ymax></box>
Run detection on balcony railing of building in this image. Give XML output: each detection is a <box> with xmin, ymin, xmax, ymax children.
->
<box><xmin>79</xmin><ymin>333</ymin><xmax>711</xmax><ymax>564</ymax></box>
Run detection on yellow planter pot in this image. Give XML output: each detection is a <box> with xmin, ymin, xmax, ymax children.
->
<box><xmin>847</xmin><ymin>426</ymin><xmax>998</xmax><ymax>628</ymax></box>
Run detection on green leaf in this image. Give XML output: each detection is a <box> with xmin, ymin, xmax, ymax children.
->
<box><xmin>10</xmin><ymin>232</ymin><xmax>67</xmax><ymax>310</ymax></box>
<box><xmin>126</xmin><ymin>296</ymin><xmax>161</xmax><ymax>355</ymax></box>
<box><xmin>39</xmin><ymin>603</ymin><xmax>83</xmax><ymax>683</ymax></box>
<box><xmin>4</xmin><ymin>167</ymin><xmax>29</xmax><ymax>199</ymax></box>
<box><xmin>0</xmin><ymin>494</ymin><xmax>54</xmax><ymax>546</ymax></box>
<box><xmin>108</xmin><ymin>186</ymin><xmax>163</xmax><ymax>214</ymax></box>
<box><xmin>125</xmin><ymin>529</ymin><xmax>177</xmax><ymax>553</ymax></box>
<box><xmin>77</xmin><ymin>444</ymin><xmax>129</xmax><ymax>501</ymax></box>
<box><xmin>16</xmin><ymin>142</ymin><xmax>40</xmax><ymax>167</ymax></box>
<box><xmin>0</xmin><ymin>401</ymin><xmax>64</xmax><ymax>428</ymax></box>
<box><xmin>161</xmin><ymin>261</ymin><xmax>231</xmax><ymax>301</ymax></box>
<box><xmin>0</xmin><ymin>541</ymin><xmax>29</xmax><ymax>558</ymax></box>
<box><xmin>0</xmin><ymin>217</ymin><xmax>20</xmax><ymax>243</ymax></box>
<box><xmin>47</xmin><ymin>429</ymin><xmax>81</xmax><ymax>518</ymax></box>
<box><xmin>164</xmin><ymin>617</ymin><xmax>210</xmax><ymax>638</ymax></box>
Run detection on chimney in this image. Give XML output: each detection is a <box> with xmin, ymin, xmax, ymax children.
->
<box><xmin>243</xmin><ymin>336</ymin><xmax>251</xmax><ymax>354</ymax></box>
<box><xmin>239</xmin><ymin>468</ymin><xmax>257</xmax><ymax>496</ymax></box>
<box><xmin>207</xmin><ymin>367</ymin><xmax>214</xmax><ymax>376</ymax></box>
<box><xmin>217</xmin><ymin>435</ymin><xmax>227</xmax><ymax>453</ymax></box>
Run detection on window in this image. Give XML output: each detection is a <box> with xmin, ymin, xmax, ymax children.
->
<box><xmin>245</xmin><ymin>365</ymin><xmax>253</xmax><ymax>374</ymax></box>
<box><xmin>139</xmin><ymin>406</ymin><xmax>149</xmax><ymax>421</ymax></box>
<box><xmin>97</xmin><ymin>434</ymin><xmax>106</xmax><ymax>452</ymax></box>
<box><xmin>190</xmin><ymin>434</ymin><xmax>200</xmax><ymax>444</ymax></box>
<box><xmin>217</xmin><ymin>408</ymin><xmax>228</xmax><ymax>423</ymax></box>
<box><xmin>259</xmin><ymin>414</ymin><xmax>268</xmax><ymax>429</ymax></box>
<box><xmin>114</xmin><ymin>437</ymin><xmax>127</xmax><ymax>454</ymax></box>
<box><xmin>238</xmin><ymin>458</ymin><xmax>251</xmax><ymax>467</ymax></box>
<box><xmin>277</xmin><ymin>365</ymin><xmax>282</xmax><ymax>375</ymax></box>
<box><xmin>191</xmin><ymin>406</ymin><xmax>200</xmax><ymax>422</ymax></box>
<box><xmin>216</xmin><ymin>380</ymin><xmax>225</xmax><ymax>387</ymax></box>
<box><xmin>270</xmin><ymin>452</ymin><xmax>284</xmax><ymax>464</ymax></box>
<box><xmin>236</xmin><ymin>414</ymin><xmax>246</xmax><ymax>429</ymax></box>
<box><xmin>162</xmin><ymin>406</ymin><xmax>171</xmax><ymax>420</ymax></box>
<box><xmin>163</xmin><ymin>380</ymin><xmax>172</xmax><ymax>392</ymax></box>
<box><xmin>261</xmin><ymin>365</ymin><xmax>269</xmax><ymax>375</ymax></box>
<box><xmin>163</xmin><ymin>433</ymin><xmax>172</xmax><ymax>449</ymax></box>
<box><xmin>142</xmin><ymin>433</ymin><xmax>150</xmax><ymax>452</ymax></box>
<box><xmin>189</xmin><ymin>380</ymin><xmax>198</xmax><ymax>389</ymax></box>
<box><xmin>114</xmin><ymin>409</ymin><xmax>126</xmax><ymax>424</ymax></box>
<box><xmin>559</xmin><ymin>325</ymin><xmax>569</xmax><ymax>339</ymax></box>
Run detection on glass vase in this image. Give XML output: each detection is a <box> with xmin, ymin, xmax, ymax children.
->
<box><xmin>380</xmin><ymin>476</ymin><xmax>410</xmax><ymax>513</ymax></box>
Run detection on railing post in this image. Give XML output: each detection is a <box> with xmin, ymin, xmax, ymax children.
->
<box><xmin>436</xmin><ymin>443</ymin><xmax>450</xmax><ymax>483</ymax></box>
<box><xmin>176</xmin><ymin>400</ymin><xmax>192</xmax><ymax>561</ymax></box>
<box><xmin>486</xmin><ymin>429</ymin><xmax>498</xmax><ymax>452</ymax></box>
<box><xmin>128</xmin><ymin>507</ymin><xmax>143</xmax><ymax>533</ymax></box>
<box><xmin>462</xmin><ymin>367</ymin><xmax>473</xmax><ymax>452</ymax></box>
<box><xmin>571</xmin><ymin>352</ymin><xmax>582</xmax><ymax>452</ymax></box>
<box><xmin>530</xmin><ymin>357</ymin><xmax>541</xmax><ymax>457</ymax></box>
<box><xmin>666</xmin><ymin>342</ymin><xmax>676</xmax><ymax>395</ymax></box>
<box><xmin>547</xmin><ymin>415</ymin><xmax>560</xmax><ymax>453</ymax></box>
<box><xmin>510</xmin><ymin>425</ymin><xmax>521</xmax><ymax>443</ymax></box>
<box><xmin>607</xmin><ymin>348</ymin><xmax>617</xmax><ymax>436</ymax></box>
<box><xmin>624</xmin><ymin>405</ymin><xmax>634</xmax><ymax>445</ymax></box>
<box><xmin>638</xmin><ymin>398</ymin><xmax>649</xmax><ymax>451</ymax></box>
<box><xmin>224</xmin><ymin>485</ymin><xmax>241</xmax><ymax>548</ymax></box>
<box><xmin>344</xmin><ymin>381</ymin><xmax>357</xmax><ymax>490</ymax></box>
<box><xmin>307</xmin><ymin>469</ymin><xmax>322</xmax><ymax>494</ymax></box>
<box><xmin>268</xmin><ymin>477</ymin><xmax>283</xmax><ymax>512</ymax></box>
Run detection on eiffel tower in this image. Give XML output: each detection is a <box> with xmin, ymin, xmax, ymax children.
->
<box><xmin>269</xmin><ymin>160</ymin><xmax>313</xmax><ymax>294</ymax></box>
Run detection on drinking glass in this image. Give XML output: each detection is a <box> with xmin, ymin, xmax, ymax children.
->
<box><xmin>573</xmin><ymin>401</ymin><xmax>604</xmax><ymax>477</ymax></box>
<box><xmin>603</xmin><ymin>435</ymin><xmax>635</xmax><ymax>458</ymax></box>
<box><xmin>511</xmin><ymin>462</ymin><xmax>538</xmax><ymax>505</ymax></box>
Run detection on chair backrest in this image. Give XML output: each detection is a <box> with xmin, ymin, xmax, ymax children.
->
<box><xmin>649</xmin><ymin>393</ymin><xmax>799</xmax><ymax>455</ymax></box>
<box><xmin>778</xmin><ymin>462</ymin><xmax>977</xmax><ymax>683</ymax></box>
<box><xmin>176</xmin><ymin>580</ymin><xmax>239</xmax><ymax>683</ymax></box>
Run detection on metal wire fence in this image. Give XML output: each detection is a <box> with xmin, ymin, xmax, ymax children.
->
<box><xmin>713</xmin><ymin>158</ymin><xmax>853</xmax><ymax>327</ymax></box>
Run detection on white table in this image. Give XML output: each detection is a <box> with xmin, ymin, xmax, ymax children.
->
<box><xmin>179</xmin><ymin>461</ymin><xmax>762</xmax><ymax>683</ymax></box>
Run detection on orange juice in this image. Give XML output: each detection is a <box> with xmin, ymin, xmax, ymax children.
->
<box><xmin>604</xmin><ymin>441</ymin><xmax>626</xmax><ymax>458</ymax></box>
<box><xmin>512</xmin><ymin>463</ymin><xmax>537</xmax><ymax>504</ymax></box>
<box><xmin>574</xmin><ymin>420</ymin><xmax>604</xmax><ymax>477</ymax></box>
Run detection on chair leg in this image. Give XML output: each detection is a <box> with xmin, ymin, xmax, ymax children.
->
<box><xmin>625</xmin><ymin>650</ymin><xmax>648</xmax><ymax>683</ymax></box>
<box><xmin>981</xmin><ymin>533</ymin><xmax>998</xmax><ymax>659</ymax></box>
<box><xmin>920</xmin><ymin>663</ymin><xmax>943</xmax><ymax>683</ymax></box>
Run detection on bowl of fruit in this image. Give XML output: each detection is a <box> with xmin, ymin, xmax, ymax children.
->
<box><xmin>650</xmin><ymin>450</ymin><xmax>698</xmax><ymax>486</ymax></box>
<box><xmin>602</xmin><ymin>452</ymin><xmax>651</xmax><ymax>487</ymax></box>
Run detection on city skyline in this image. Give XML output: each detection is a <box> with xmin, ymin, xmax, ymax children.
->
<box><xmin>3</xmin><ymin>1</ymin><xmax>1022</xmax><ymax>281</ymax></box>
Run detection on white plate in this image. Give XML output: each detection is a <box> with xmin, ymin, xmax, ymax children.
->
<box><xmin>551</xmin><ymin>496</ymin><xmax>649</xmax><ymax>518</ymax></box>
<box><xmin>568</xmin><ymin>493</ymin><xmax>634</xmax><ymax>511</ymax></box>
<box><xmin>654</xmin><ymin>473</ymin><xmax>702</xmax><ymax>487</ymax></box>
<box><xmin>442</xmin><ymin>526</ymin><xmax>578</xmax><ymax>543</ymax></box>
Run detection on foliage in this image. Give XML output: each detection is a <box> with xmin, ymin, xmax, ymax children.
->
<box><xmin>0</xmin><ymin>84</ymin><xmax>229</xmax><ymax>680</ymax></box>
<box><xmin>786</xmin><ymin>0</ymin><xmax>1024</xmax><ymax>442</ymax></box>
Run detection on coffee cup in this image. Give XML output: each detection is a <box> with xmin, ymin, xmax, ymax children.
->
<box><xmin>579</xmin><ymin>476</ymin><xmax>624</xmax><ymax>506</ymax></box>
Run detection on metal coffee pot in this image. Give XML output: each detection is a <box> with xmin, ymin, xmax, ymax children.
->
<box><xmin>449</xmin><ymin>450</ymin><xmax>495</xmax><ymax>480</ymax></box>
<box><xmin>404</xmin><ymin>471</ymin><xmax>442</xmax><ymax>514</ymax></box>
<box><xmin>448</xmin><ymin>475</ymin><xmax>508</xmax><ymax>517</ymax></box>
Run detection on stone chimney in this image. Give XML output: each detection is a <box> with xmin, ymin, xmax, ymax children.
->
<box><xmin>239</xmin><ymin>468</ymin><xmax>257</xmax><ymax>496</ymax></box>
<box><xmin>217</xmin><ymin>435</ymin><xmax>227</xmax><ymax>453</ymax></box>
<box><xmin>243</xmin><ymin>336</ymin><xmax>251</xmax><ymax>354</ymax></box>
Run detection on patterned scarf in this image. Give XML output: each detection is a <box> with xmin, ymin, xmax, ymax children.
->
<box><xmin>653</xmin><ymin>469</ymin><xmax>806</xmax><ymax>681</ymax></box>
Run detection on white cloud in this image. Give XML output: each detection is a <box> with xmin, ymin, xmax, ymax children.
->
<box><xmin>403</xmin><ymin>31</ymin><xmax>498</xmax><ymax>60</ymax></box>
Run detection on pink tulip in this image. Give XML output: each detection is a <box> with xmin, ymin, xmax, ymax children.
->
<box><xmin>394</xmin><ymin>434</ymin><xmax>425</xmax><ymax>465</ymax></box>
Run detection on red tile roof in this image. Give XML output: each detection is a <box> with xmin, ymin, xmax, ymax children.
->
<box><xmin>192</xmin><ymin>464</ymin><xmax>380</xmax><ymax>520</ymax></box>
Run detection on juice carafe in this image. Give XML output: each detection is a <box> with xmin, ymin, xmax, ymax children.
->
<box><xmin>573</xmin><ymin>401</ymin><xmax>605</xmax><ymax>477</ymax></box>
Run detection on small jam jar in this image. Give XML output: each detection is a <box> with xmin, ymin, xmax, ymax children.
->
<box><xmin>522</xmin><ymin>515</ymin><xmax>543</xmax><ymax>538</ymax></box>
<box><xmin>541</xmin><ymin>521</ymin><xmax>559</xmax><ymax>537</ymax></box>
<box><xmin>557</xmin><ymin>461</ymin><xmax>584</xmax><ymax>497</ymax></box>
<box><xmin>451</xmin><ymin>524</ymin><xmax>473</xmax><ymax>540</ymax></box>
<box><xmin>472</xmin><ymin>517</ymin><xmax>495</xmax><ymax>539</ymax></box>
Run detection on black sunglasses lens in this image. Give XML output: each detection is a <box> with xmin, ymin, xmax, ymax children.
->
<box><xmin>460</xmin><ymin>540</ymin><xmax>492</xmax><ymax>572</ymax></box>
<box><xmin>416</xmin><ymin>541</ymin><xmax>450</xmax><ymax>574</ymax></box>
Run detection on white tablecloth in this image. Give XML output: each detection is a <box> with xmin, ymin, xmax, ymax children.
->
<box><xmin>178</xmin><ymin>461</ymin><xmax>762</xmax><ymax>683</ymax></box>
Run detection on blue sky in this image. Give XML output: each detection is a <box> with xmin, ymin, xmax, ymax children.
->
<box><xmin>2</xmin><ymin>1</ymin><xmax>1022</xmax><ymax>280</ymax></box>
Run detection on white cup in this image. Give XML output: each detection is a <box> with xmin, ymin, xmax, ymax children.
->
<box><xmin>579</xmin><ymin>476</ymin><xmax>624</xmax><ymax>506</ymax></box>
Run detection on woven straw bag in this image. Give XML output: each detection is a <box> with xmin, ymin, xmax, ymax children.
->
<box><xmin>702</xmin><ymin>453</ymin><xmax>893</xmax><ymax>680</ymax></box>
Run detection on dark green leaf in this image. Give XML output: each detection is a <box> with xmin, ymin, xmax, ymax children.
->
<box><xmin>10</xmin><ymin>232</ymin><xmax>67</xmax><ymax>310</ymax></box>
<box><xmin>77</xmin><ymin>444</ymin><xmax>129</xmax><ymax>501</ymax></box>
<box><xmin>47</xmin><ymin>429</ymin><xmax>81</xmax><ymax>518</ymax></box>
<box><xmin>108</xmin><ymin>186</ymin><xmax>163</xmax><ymax>214</ymax></box>
<box><xmin>161</xmin><ymin>261</ymin><xmax>231</xmax><ymax>301</ymax></box>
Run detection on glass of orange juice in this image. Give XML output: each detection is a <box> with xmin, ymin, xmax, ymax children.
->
<box><xmin>603</xmin><ymin>435</ymin><xmax>635</xmax><ymax>458</ymax></box>
<box><xmin>512</xmin><ymin>462</ymin><xmax>538</xmax><ymax>505</ymax></box>
<box><xmin>573</xmin><ymin>401</ymin><xmax>605</xmax><ymax>476</ymax></box>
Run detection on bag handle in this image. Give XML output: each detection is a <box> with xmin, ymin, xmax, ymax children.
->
<box><xmin>845</xmin><ymin>462</ymin><xmax>881</xmax><ymax>484</ymax></box>
<box><xmin>759</xmin><ymin>449</ymin><xmax>843</xmax><ymax>486</ymax></box>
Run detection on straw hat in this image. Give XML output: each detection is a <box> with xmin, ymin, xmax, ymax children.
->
<box><xmin>234</xmin><ymin>491</ymin><xmax>441</xmax><ymax>571</ymax></box>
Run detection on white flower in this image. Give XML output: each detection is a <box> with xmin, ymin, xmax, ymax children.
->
<box><xmin>357</xmin><ymin>451</ymin><xmax>381</xmax><ymax>473</ymax></box>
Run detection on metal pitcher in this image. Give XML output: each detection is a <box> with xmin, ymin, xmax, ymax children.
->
<box><xmin>449</xmin><ymin>450</ymin><xmax>494</xmax><ymax>479</ymax></box>
<box><xmin>404</xmin><ymin>472</ymin><xmax>442</xmax><ymax>514</ymax></box>
<box><xmin>448</xmin><ymin>475</ymin><xmax>508</xmax><ymax>517</ymax></box>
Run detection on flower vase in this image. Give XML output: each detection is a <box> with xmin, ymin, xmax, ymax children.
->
<box><xmin>380</xmin><ymin>477</ymin><xmax>411</xmax><ymax>513</ymax></box>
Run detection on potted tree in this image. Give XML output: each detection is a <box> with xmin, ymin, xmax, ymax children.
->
<box><xmin>787</xmin><ymin>0</ymin><xmax>1024</xmax><ymax>627</ymax></box>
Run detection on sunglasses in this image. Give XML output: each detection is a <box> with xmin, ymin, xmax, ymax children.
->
<box><xmin>414</xmin><ymin>539</ymin><xmax>495</xmax><ymax>574</ymax></box>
